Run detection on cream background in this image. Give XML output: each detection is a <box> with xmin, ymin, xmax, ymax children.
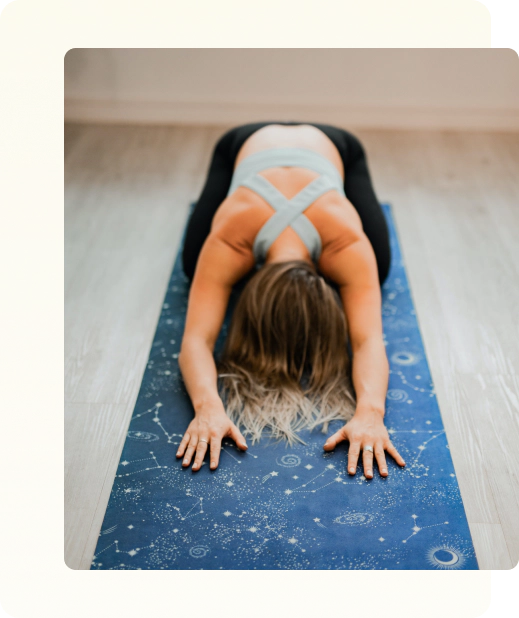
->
<box><xmin>2</xmin><ymin>0</ymin><xmax>519</xmax><ymax>616</ymax></box>
<box><xmin>64</xmin><ymin>48</ymin><xmax>519</xmax><ymax>130</ymax></box>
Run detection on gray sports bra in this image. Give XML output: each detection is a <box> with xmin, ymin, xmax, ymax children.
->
<box><xmin>226</xmin><ymin>147</ymin><xmax>346</xmax><ymax>265</ymax></box>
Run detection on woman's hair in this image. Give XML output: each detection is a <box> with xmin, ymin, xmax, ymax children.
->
<box><xmin>217</xmin><ymin>260</ymin><xmax>356</xmax><ymax>445</ymax></box>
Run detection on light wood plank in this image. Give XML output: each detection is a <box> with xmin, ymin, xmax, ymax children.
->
<box><xmin>456</xmin><ymin>373</ymin><xmax>519</xmax><ymax>567</ymax></box>
<box><xmin>409</xmin><ymin>138</ymin><xmax>519</xmax><ymax>375</ymax></box>
<box><xmin>432</xmin><ymin>371</ymin><xmax>500</xmax><ymax>525</ymax></box>
<box><xmin>469</xmin><ymin>523</ymin><xmax>513</xmax><ymax>570</ymax></box>
<box><xmin>65</xmin><ymin>124</ymin><xmax>222</xmax><ymax>405</ymax></box>
<box><xmin>465</xmin><ymin>133</ymin><xmax>519</xmax><ymax>273</ymax></box>
<box><xmin>65</xmin><ymin>402</ymin><xmax>130</xmax><ymax>570</ymax></box>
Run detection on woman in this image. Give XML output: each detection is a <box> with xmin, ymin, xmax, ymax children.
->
<box><xmin>177</xmin><ymin>121</ymin><xmax>406</xmax><ymax>480</ymax></box>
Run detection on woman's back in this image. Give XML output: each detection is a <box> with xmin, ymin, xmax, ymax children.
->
<box><xmin>208</xmin><ymin>124</ymin><xmax>365</xmax><ymax>278</ymax></box>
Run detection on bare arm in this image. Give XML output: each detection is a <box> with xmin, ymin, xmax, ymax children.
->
<box><xmin>320</xmin><ymin>232</ymin><xmax>406</xmax><ymax>478</ymax></box>
<box><xmin>177</xmin><ymin>216</ymin><xmax>255</xmax><ymax>471</ymax></box>
<box><xmin>339</xmin><ymin>249</ymin><xmax>388</xmax><ymax>416</ymax></box>
<box><xmin>179</xmin><ymin>239</ymin><xmax>235</xmax><ymax>415</ymax></box>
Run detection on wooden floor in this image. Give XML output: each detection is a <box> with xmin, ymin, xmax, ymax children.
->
<box><xmin>65</xmin><ymin>123</ymin><xmax>519</xmax><ymax>570</ymax></box>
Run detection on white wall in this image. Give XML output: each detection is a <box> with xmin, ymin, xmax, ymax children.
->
<box><xmin>64</xmin><ymin>48</ymin><xmax>519</xmax><ymax>130</ymax></box>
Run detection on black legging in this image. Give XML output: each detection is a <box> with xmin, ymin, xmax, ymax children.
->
<box><xmin>182</xmin><ymin>121</ymin><xmax>391</xmax><ymax>285</ymax></box>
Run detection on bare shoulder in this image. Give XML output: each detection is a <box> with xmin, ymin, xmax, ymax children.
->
<box><xmin>193</xmin><ymin>191</ymin><xmax>266</xmax><ymax>285</ymax></box>
<box><xmin>315</xmin><ymin>198</ymin><xmax>379</xmax><ymax>289</ymax></box>
<box><xmin>211</xmin><ymin>190</ymin><xmax>270</xmax><ymax>249</ymax></box>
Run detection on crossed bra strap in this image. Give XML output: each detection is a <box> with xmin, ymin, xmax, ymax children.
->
<box><xmin>226</xmin><ymin>147</ymin><xmax>346</xmax><ymax>264</ymax></box>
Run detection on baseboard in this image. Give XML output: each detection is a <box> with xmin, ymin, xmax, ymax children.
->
<box><xmin>64</xmin><ymin>98</ymin><xmax>519</xmax><ymax>132</ymax></box>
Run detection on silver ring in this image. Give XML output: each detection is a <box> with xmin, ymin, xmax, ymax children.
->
<box><xmin>199</xmin><ymin>438</ymin><xmax>208</xmax><ymax>444</ymax></box>
<box><xmin>363</xmin><ymin>445</ymin><xmax>374</xmax><ymax>453</ymax></box>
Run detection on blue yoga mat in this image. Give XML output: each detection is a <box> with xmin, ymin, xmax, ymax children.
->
<box><xmin>90</xmin><ymin>204</ymin><xmax>478</xmax><ymax>570</ymax></box>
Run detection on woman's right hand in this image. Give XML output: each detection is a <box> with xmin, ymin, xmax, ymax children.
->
<box><xmin>176</xmin><ymin>403</ymin><xmax>248</xmax><ymax>471</ymax></box>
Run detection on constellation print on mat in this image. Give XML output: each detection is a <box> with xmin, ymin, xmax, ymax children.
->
<box><xmin>132</xmin><ymin>402</ymin><xmax>184</xmax><ymax>445</ymax></box>
<box><xmin>116</xmin><ymin>451</ymin><xmax>165</xmax><ymax>478</ymax></box>
<box><xmin>169</xmin><ymin>497</ymin><xmax>204</xmax><ymax>521</ymax></box>
<box><xmin>402</xmin><ymin>514</ymin><xmax>449</xmax><ymax>543</ymax></box>
<box><xmin>284</xmin><ymin>464</ymin><xmax>343</xmax><ymax>494</ymax></box>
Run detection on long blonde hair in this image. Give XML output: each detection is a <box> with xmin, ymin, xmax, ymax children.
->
<box><xmin>218</xmin><ymin>260</ymin><xmax>356</xmax><ymax>445</ymax></box>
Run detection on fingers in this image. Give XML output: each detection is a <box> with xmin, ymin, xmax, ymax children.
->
<box><xmin>209</xmin><ymin>426</ymin><xmax>246</xmax><ymax>471</ymax></box>
<box><xmin>178</xmin><ymin>422</ymin><xmax>247</xmax><ymax>472</ymax></box>
<box><xmin>210</xmin><ymin>437</ymin><xmax>221</xmax><ymax>470</ymax></box>
<box><xmin>183</xmin><ymin>435</ymin><xmax>224</xmax><ymax>471</ymax></box>
<box><xmin>386</xmin><ymin>442</ymin><xmax>406</xmax><ymax>467</ymax></box>
<box><xmin>182</xmin><ymin>435</ymin><xmax>198</xmax><ymax>467</ymax></box>
<box><xmin>323</xmin><ymin>427</ymin><xmax>347</xmax><ymax>451</ymax></box>
<box><xmin>362</xmin><ymin>446</ymin><xmax>374</xmax><ymax>479</ymax></box>
<box><xmin>228</xmin><ymin>424</ymin><xmax>248</xmax><ymax>451</ymax></box>
<box><xmin>347</xmin><ymin>441</ymin><xmax>361</xmax><ymax>475</ymax></box>
<box><xmin>192</xmin><ymin>439</ymin><xmax>208</xmax><ymax>471</ymax></box>
<box><xmin>374</xmin><ymin>443</ymin><xmax>388</xmax><ymax>477</ymax></box>
<box><xmin>176</xmin><ymin>432</ymin><xmax>190</xmax><ymax>458</ymax></box>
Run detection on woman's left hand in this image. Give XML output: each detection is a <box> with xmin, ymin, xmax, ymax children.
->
<box><xmin>323</xmin><ymin>407</ymin><xmax>405</xmax><ymax>479</ymax></box>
